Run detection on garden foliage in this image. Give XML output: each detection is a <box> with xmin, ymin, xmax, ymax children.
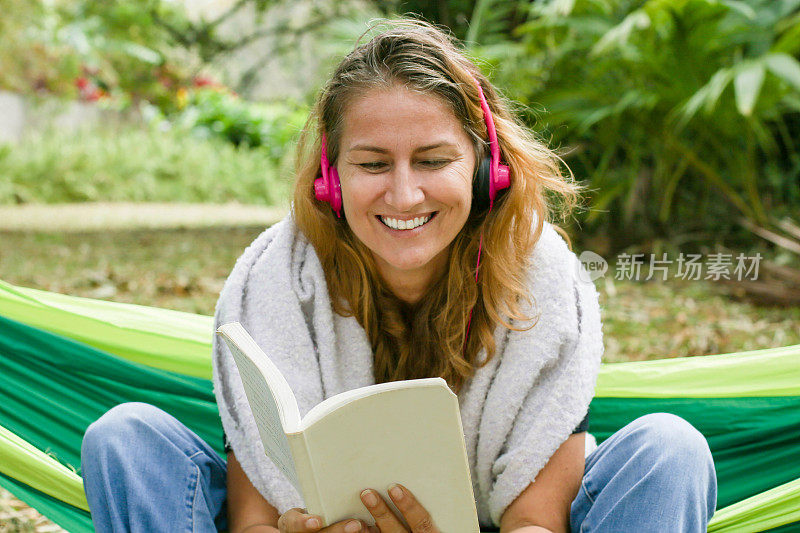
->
<box><xmin>0</xmin><ymin>123</ymin><xmax>293</xmax><ymax>205</ymax></box>
<box><xmin>480</xmin><ymin>0</ymin><xmax>800</xmax><ymax>242</ymax></box>
<box><xmin>2</xmin><ymin>0</ymin><xmax>799</xmax><ymax>248</ymax></box>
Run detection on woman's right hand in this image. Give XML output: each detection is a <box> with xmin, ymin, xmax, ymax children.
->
<box><xmin>278</xmin><ymin>507</ymin><xmax>377</xmax><ymax>533</ymax></box>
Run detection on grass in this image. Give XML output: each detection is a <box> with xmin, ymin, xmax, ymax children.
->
<box><xmin>0</xmin><ymin>123</ymin><xmax>294</xmax><ymax>206</ymax></box>
<box><xmin>0</xmin><ymin>490</ymin><xmax>63</xmax><ymax>533</ymax></box>
<box><xmin>1</xmin><ymin>226</ymin><xmax>799</xmax><ymax>531</ymax></box>
<box><xmin>595</xmin><ymin>272</ymin><xmax>800</xmax><ymax>361</ymax></box>
<box><xmin>0</xmin><ymin>227</ymin><xmax>266</xmax><ymax>315</ymax></box>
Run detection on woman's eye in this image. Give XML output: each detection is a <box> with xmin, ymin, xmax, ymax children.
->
<box><xmin>420</xmin><ymin>159</ymin><xmax>449</xmax><ymax>168</ymax></box>
<box><xmin>357</xmin><ymin>160</ymin><xmax>450</xmax><ymax>170</ymax></box>
<box><xmin>359</xmin><ymin>162</ymin><xmax>387</xmax><ymax>170</ymax></box>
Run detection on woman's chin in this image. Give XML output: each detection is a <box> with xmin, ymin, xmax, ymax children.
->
<box><xmin>381</xmin><ymin>256</ymin><xmax>432</xmax><ymax>273</ymax></box>
<box><xmin>373</xmin><ymin>245</ymin><xmax>450</xmax><ymax>277</ymax></box>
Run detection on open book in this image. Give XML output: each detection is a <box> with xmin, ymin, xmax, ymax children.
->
<box><xmin>217</xmin><ymin>321</ymin><xmax>480</xmax><ymax>532</ymax></box>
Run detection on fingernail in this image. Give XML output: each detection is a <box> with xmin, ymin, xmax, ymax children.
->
<box><xmin>389</xmin><ymin>484</ymin><xmax>403</xmax><ymax>501</ymax></box>
<box><xmin>361</xmin><ymin>489</ymin><xmax>378</xmax><ymax>507</ymax></box>
<box><xmin>345</xmin><ymin>520</ymin><xmax>362</xmax><ymax>532</ymax></box>
<box><xmin>305</xmin><ymin>517</ymin><xmax>320</xmax><ymax>529</ymax></box>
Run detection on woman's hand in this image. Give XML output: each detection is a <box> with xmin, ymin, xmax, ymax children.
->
<box><xmin>277</xmin><ymin>507</ymin><xmax>372</xmax><ymax>533</ymax></box>
<box><xmin>275</xmin><ymin>483</ymin><xmax>439</xmax><ymax>533</ymax></box>
<box><xmin>359</xmin><ymin>483</ymin><xmax>440</xmax><ymax>532</ymax></box>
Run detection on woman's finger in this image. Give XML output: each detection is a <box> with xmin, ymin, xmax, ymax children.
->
<box><xmin>323</xmin><ymin>518</ymin><xmax>372</xmax><ymax>532</ymax></box>
<box><xmin>360</xmin><ymin>488</ymin><xmax>407</xmax><ymax>532</ymax></box>
<box><xmin>278</xmin><ymin>507</ymin><xmax>323</xmax><ymax>532</ymax></box>
<box><xmin>387</xmin><ymin>484</ymin><xmax>439</xmax><ymax>533</ymax></box>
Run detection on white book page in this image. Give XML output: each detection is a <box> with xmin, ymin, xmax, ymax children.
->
<box><xmin>300</xmin><ymin>378</ymin><xmax>447</xmax><ymax>431</ymax></box>
<box><xmin>300</xmin><ymin>382</ymin><xmax>480</xmax><ymax>531</ymax></box>
<box><xmin>217</xmin><ymin>322</ymin><xmax>302</xmax><ymax>491</ymax></box>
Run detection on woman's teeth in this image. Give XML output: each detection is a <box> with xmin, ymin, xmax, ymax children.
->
<box><xmin>380</xmin><ymin>214</ymin><xmax>433</xmax><ymax>230</ymax></box>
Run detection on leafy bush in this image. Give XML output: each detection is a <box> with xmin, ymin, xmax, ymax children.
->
<box><xmin>171</xmin><ymin>88</ymin><xmax>309</xmax><ymax>162</ymax></box>
<box><xmin>0</xmin><ymin>122</ymin><xmax>295</xmax><ymax>205</ymax></box>
<box><xmin>481</xmin><ymin>0</ymin><xmax>800</xmax><ymax>245</ymax></box>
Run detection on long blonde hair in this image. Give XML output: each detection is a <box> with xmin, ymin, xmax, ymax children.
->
<box><xmin>293</xmin><ymin>17</ymin><xmax>583</xmax><ymax>394</ymax></box>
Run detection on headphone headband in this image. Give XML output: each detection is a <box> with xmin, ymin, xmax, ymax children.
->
<box><xmin>465</xmin><ymin>72</ymin><xmax>511</xmax><ymax>209</ymax></box>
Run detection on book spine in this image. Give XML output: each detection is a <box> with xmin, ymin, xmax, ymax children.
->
<box><xmin>286</xmin><ymin>431</ymin><xmax>324</xmax><ymax>520</ymax></box>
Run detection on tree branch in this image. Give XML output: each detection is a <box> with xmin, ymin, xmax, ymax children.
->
<box><xmin>205</xmin><ymin>0</ymin><xmax>253</xmax><ymax>30</ymax></box>
<box><xmin>219</xmin><ymin>14</ymin><xmax>330</xmax><ymax>56</ymax></box>
<box><xmin>149</xmin><ymin>4</ymin><xmax>193</xmax><ymax>48</ymax></box>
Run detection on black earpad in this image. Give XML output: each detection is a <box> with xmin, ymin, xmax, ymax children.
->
<box><xmin>472</xmin><ymin>156</ymin><xmax>493</xmax><ymax>213</ymax></box>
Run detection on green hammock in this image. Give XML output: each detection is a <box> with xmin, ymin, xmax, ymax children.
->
<box><xmin>1</xmin><ymin>278</ymin><xmax>798</xmax><ymax>533</ymax></box>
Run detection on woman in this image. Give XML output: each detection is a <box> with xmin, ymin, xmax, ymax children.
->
<box><xmin>81</xmin><ymin>18</ymin><xmax>717</xmax><ymax>533</ymax></box>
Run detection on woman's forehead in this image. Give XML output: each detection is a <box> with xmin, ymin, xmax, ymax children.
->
<box><xmin>339</xmin><ymin>86</ymin><xmax>467</xmax><ymax>149</ymax></box>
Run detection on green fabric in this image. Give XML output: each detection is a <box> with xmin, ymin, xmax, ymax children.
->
<box><xmin>0</xmin><ymin>423</ymin><xmax>87</xmax><ymax>510</ymax></box>
<box><xmin>708</xmin><ymin>478</ymin><xmax>800</xmax><ymax>532</ymax></box>
<box><xmin>0</xmin><ymin>313</ymin><xmax>224</xmax><ymax>532</ymax></box>
<box><xmin>0</xmin><ymin>472</ymin><xmax>93</xmax><ymax>532</ymax></box>
<box><xmin>589</xmin><ymin>396</ymin><xmax>800</xmax><ymax>510</ymax></box>
<box><xmin>595</xmin><ymin>343</ymin><xmax>800</xmax><ymax>398</ymax></box>
<box><xmin>0</xmin><ymin>279</ymin><xmax>213</xmax><ymax>378</ymax></box>
<box><xmin>1</xmin><ymin>280</ymin><xmax>799</xmax><ymax>532</ymax></box>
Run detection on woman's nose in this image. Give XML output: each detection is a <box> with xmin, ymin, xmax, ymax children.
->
<box><xmin>384</xmin><ymin>164</ymin><xmax>424</xmax><ymax>211</ymax></box>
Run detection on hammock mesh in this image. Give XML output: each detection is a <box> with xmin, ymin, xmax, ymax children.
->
<box><xmin>1</xmin><ymin>279</ymin><xmax>798</xmax><ymax>532</ymax></box>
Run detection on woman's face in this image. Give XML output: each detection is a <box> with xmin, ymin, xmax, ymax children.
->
<box><xmin>336</xmin><ymin>84</ymin><xmax>476</xmax><ymax>293</ymax></box>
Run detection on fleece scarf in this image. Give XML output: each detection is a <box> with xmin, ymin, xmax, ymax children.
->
<box><xmin>211</xmin><ymin>214</ymin><xmax>603</xmax><ymax>528</ymax></box>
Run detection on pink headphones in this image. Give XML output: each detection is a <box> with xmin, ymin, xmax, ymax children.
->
<box><xmin>314</xmin><ymin>132</ymin><xmax>343</xmax><ymax>217</ymax></box>
<box><xmin>314</xmin><ymin>73</ymin><xmax>511</xmax><ymax>218</ymax></box>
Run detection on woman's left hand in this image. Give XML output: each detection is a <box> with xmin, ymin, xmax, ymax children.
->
<box><xmin>359</xmin><ymin>483</ymin><xmax>440</xmax><ymax>532</ymax></box>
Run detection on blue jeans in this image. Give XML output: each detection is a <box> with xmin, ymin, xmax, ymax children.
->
<box><xmin>81</xmin><ymin>404</ymin><xmax>716</xmax><ymax>532</ymax></box>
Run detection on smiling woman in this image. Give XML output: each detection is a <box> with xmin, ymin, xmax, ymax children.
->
<box><xmin>290</xmin><ymin>23</ymin><xmax>575</xmax><ymax>399</ymax></box>
<box><xmin>79</xmin><ymin>16</ymin><xmax>717</xmax><ymax>533</ymax></box>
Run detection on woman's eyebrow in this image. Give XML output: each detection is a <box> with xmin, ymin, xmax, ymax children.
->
<box><xmin>348</xmin><ymin>142</ymin><xmax>457</xmax><ymax>154</ymax></box>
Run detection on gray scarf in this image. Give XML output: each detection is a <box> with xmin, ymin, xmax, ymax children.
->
<box><xmin>212</xmin><ymin>214</ymin><xmax>603</xmax><ymax>528</ymax></box>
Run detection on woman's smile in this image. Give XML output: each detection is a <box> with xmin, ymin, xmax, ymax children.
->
<box><xmin>376</xmin><ymin>212</ymin><xmax>438</xmax><ymax>233</ymax></box>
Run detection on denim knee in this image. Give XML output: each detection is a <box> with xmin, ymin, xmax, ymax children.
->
<box><xmin>80</xmin><ymin>402</ymin><xmax>229</xmax><ymax>532</ymax></box>
<box><xmin>81</xmin><ymin>402</ymin><xmax>172</xmax><ymax>462</ymax></box>
<box><xmin>572</xmin><ymin>413</ymin><xmax>718</xmax><ymax>531</ymax></box>
<box><xmin>628</xmin><ymin>413</ymin><xmax>714</xmax><ymax>466</ymax></box>
<box><xmin>627</xmin><ymin>413</ymin><xmax>717</xmax><ymax>503</ymax></box>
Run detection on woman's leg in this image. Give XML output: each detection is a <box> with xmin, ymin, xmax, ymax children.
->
<box><xmin>81</xmin><ymin>402</ymin><xmax>228</xmax><ymax>533</ymax></box>
<box><xmin>570</xmin><ymin>413</ymin><xmax>717</xmax><ymax>532</ymax></box>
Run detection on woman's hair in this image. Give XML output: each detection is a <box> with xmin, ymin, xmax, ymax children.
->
<box><xmin>293</xmin><ymin>17</ymin><xmax>583</xmax><ymax>395</ymax></box>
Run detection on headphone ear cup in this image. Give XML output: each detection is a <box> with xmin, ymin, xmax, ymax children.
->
<box><xmin>329</xmin><ymin>166</ymin><xmax>343</xmax><ymax>216</ymax></box>
<box><xmin>472</xmin><ymin>156</ymin><xmax>492</xmax><ymax>213</ymax></box>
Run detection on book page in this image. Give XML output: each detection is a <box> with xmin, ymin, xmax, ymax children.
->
<box><xmin>300</xmin><ymin>381</ymin><xmax>480</xmax><ymax>531</ymax></box>
<box><xmin>300</xmin><ymin>378</ymin><xmax>446</xmax><ymax>431</ymax></box>
<box><xmin>218</xmin><ymin>326</ymin><xmax>301</xmax><ymax>492</ymax></box>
